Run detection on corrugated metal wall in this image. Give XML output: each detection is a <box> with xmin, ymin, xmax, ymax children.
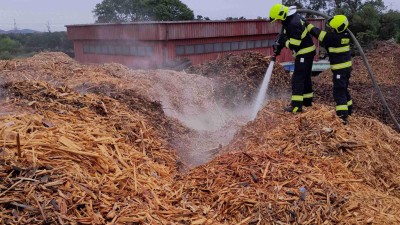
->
<box><xmin>73</xmin><ymin>41</ymin><xmax>164</xmax><ymax>68</ymax></box>
<box><xmin>67</xmin><ymin>19</ymin><xmax>325</xmax><ymax>69</ymax></box>
<box><xmin>67</xmin><ymin>20</ymin><xmax>283</xmax><ymax>41</ymax></box>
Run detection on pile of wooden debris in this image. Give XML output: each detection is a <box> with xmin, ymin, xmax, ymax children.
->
<box><xmin>0</xmin><ymin>51</ymin><xmax>399</xmax><ymax>224</ymax></box>
<box><xmin>0</xmin><ymin>81</ymin><xmax>182</xmax><ymax>224</ymax></box>
<box><xmin>188</xmin><ymin>52</ymin><xmax>291</xmax><ymax>107</ymax></box>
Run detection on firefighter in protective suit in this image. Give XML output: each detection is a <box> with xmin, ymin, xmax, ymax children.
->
<box><xmin>305</xmin><ymin>15</ymin><xmax>353</xmax><ymax>124</ymax></box>
<box><xmin>269</xmin><ymin>4</ymin><xmax>316</xmax><ymax>113</ymax></box>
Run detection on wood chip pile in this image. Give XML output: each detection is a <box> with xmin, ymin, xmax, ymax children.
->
<box><xmin>0</xmin><ymin>52</ymin><xmax>220</xmax><ymax>131</ymax></box>
<box><xmin>187</xmin><ymin>52</ymin><xmax>291</xmax><ymax>107</ymax></box>
<box><xmin>0</xmin><ymin>52</ymin><xmax>133</xmax><ymax>89</ymax></box>
<box><xmin>174</xmin><ymin>101</ymin><xmax>400</xmax><ymax>224</ymax></box>
<box><xmin>314</xmin><ymin>41</ymin><xmax>400</xmax><ymax>129</ymax></box>
<box><xmin>0</xmin><ymin>51</ymin><xmax>399</xmax><ymax>224</ymax></box>
<box><xmin>0</xmin><ymin>81</ymin><xmax>185</xmax><ymax>224</ymax></box>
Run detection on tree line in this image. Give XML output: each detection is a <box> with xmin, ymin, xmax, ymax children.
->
<box><xmin>93</xmin><ymin>0</ymin><xmax>400</xmax><ymax>48</ymax></box>
<box><xmin>283</xmin><ymin>0</ymin><xmax>400</xmax><ymax>48</ymax></box>
<box><xmin>1</xmin><ymin>0</ymin><xmax>399</xmax><ymax>60</ymax></box>
<box><xmin>0</xmin><ymin>32</ymin><xmax>73</xmax><ymax>60</ymax></box>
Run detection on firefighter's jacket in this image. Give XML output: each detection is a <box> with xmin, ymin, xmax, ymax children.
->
<box><xmin>306</xmin><ymin>23</ymin><xmax>352</xmax><ymax>73</ymax></box>
<box><xmin>278</xmin><ymin>13</ymin><xmax>316</xmax><ymax>58</ymax></box>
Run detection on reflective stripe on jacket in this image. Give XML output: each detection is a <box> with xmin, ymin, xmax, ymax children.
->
<box><xmin>306</xmin><ymin>23</ymin><xmax>352</xmax><ymax>72</ymax></box>
<box><xmin>279</xmin><ymin>13</ymin><xmax>316</xmax><ymax>58</ymax></box>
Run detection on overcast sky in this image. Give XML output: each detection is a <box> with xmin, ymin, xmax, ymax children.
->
<box><xmin>0</xmin><ymin>0</ymin><xmax>400</xmax><ymax>31</ymax></box>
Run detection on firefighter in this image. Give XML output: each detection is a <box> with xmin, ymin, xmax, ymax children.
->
<box><xmin>305</xmin><ymin>15</ymin><xmax>353</xmax><ymax>124</ymax></box>
<box><xmin>269</xmin><ymin>4</ymin><xmax>316</xmax><ymax>113</ymax></box>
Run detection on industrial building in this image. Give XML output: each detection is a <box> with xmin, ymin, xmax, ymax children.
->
<box><xmin>66</xmin><ymin>19</ymin><xmax>325</xmax><ymax>69</ymax></box>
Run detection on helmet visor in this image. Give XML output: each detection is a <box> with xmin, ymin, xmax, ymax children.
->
<box><xmin>337</xmin><ymin>23</ymin><xmax>347</xmax><ymax>33</ymax></box>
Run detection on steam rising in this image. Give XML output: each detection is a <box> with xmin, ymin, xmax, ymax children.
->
<box><xmin>126</xmin><ymin>70</ymin><xmax>254</xmax><ymax>167</ymax></box>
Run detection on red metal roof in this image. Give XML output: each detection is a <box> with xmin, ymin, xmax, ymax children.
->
<box><xmin>67</xmin><ymin>19</ymin><xmax>325</xmax><ymax>68</ymax></box>
<box><xmin>66</xmin><ymin>19</ymin><xmax>324</xmax><ymax>41</ymax></box>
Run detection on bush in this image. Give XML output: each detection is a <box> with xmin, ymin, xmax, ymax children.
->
<box><xmin>0</xmin><ymin>36</ymin><xmax>21</xmax><ymax>53</ymax></box>
<box><xmin>0</xmin><ymin>51</ymin><xmax>13</xmax><ymax>60</ymax></box>
<box><xmin>357</xmin><ymin>30</ymin><xmax>379</xmax><ymax>49</ymax></box>
<box><xmin>396</xmin><ymin>32</ymin><xmax>400</xmax><ymax>43</ymax></box>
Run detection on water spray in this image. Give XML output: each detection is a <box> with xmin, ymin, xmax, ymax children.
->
<box><xmin>251</xmin><ymin>54</ymin><xmax>276</xmax><ymax>120</ymax></box>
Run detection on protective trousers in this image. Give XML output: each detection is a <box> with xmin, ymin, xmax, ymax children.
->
<box><xmin>333</xmin><ymin>71</ymin><xmax>352</xmax><ymax>119</ymax></box>
<box><xmin>291</xmin><ymin>55</ymin><xmax>314</xmax><ymax>109</ymax></box>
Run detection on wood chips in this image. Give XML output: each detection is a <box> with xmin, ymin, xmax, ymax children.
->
<box><xmin>1</xmin><ymin>81</ymin><xmax>182</xmax><ymax>224</ymax></box>
<box><xmin>187</xmin><ymin>52</ymin><xmax>291</xmax><ymax>108</ymax></box>
<box><xmin>0</xmin><ymin>50</ymin><xmax>399</xmax><ymax>224</ymax></box>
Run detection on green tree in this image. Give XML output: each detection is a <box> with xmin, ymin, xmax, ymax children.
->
<box><xmin>378</xmin><ymin>10</ymin><xmax>400</xmax><ymax>40</ymax></box>
<box><xmin>196</xmin><ymin>15</ymin><xmax>210</xmax><ymax>20</ymax></box>
<box><xmin>283</xmin><ymin>0</ymin><xmax>391</xmax><ymax>47</ymax></box>
<box><xmin>283</xmin><ymin>0</ymin><xmax>400</xmax><ymax>45</ymax></box>
<box><xmin>3</xmin><ymin>32</ymin><xmax>73</xmax><ymax>59</ymax></box>
<box><xmin>282</xmin><ymin>0</ymin><xmax>306</xmax><ymax>9</ymax></box>
<box><xmin>283</xmin><ymin>0</ymin><xmax>376</xmax><ymax>17</ymax></box>
<box><xmin>351</xmin><ymin>1</ymin><xmax>384</xmax><ymax>47</ymax></box>
<box><xmin>0</xmin><ymin>35</ymin><xmax>21</xmax><ymax>59</ymax></box>
<box><xmin>225</xmin><ymin>16</ymin><xmax>246</xmax><ymax>20</ymax></box>
<box><xmin>12</xmin><ymin>32</ymin><xmax>72</xmax><ymax>52</ymax></box>
<box><xmin>93</xmin><ymin>0</ymin><xmax>194</xmax><ymax>23</ymax></box>
<box><xmin>0</xmin><ymin>35</ymin><xmax>21</xmax><ymax>52</ymax></box>
<box><xmin>396</xmin><ymin>32</ymin><xmax>400</xmax><ymax>43</ymax></box>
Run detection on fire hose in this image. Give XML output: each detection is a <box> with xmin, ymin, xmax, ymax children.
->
<box><xmin>297</xmin><ymin>9</ymin><xmax>400</xmax><ymax>132</ymax></box>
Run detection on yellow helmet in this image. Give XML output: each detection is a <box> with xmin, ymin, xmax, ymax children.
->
<box><xmin>328</xmin><ymin>15</ymin><xmax>349</xmax><ymax>33</ymax></box>
<box><xmin>269</xmin><ymin>4</ymin><xmax>289</xmax><ymax>22</ymax></box>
